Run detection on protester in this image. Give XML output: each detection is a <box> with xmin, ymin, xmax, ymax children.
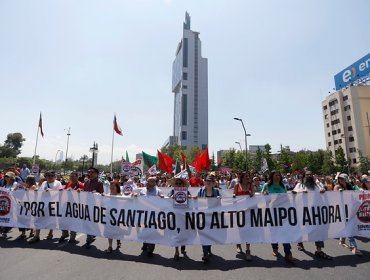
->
<box><xmin>38</xmin><ymin>170</ymin><xmax>63</xmax><ymax>240</ymax></box>
<box><xmin>105</xmin><ymin>181</ymin><xmax>122</xmax><ymax>253</ymax></box>
<box><xmin>15</xmin><ymin>175</ymin><xmax>37</xmax><ymax>240</ymax></box>
<box><xmin>197</xmin><ymin>174</ymin><xmax>221</xmax><ymax>262</ymax></box>
<box><xmin>167</xmin><ymin>176</ymin><xmax>191</xmax><ymax>260</ymax></box>
<box><xmin>59</xmin><ymin>171</ymin><xmax>84</xmax><ymax>243</ymax></box>
<box><xmin>83</xmin><ymin>167</ymin><xmax>104</xmax><ymax>248</ymax></box>
<box><xmin>293</xmin><ymin>170</ymin><xmax>333</xmax><ymax>260</ymax></box>
<box><xmin>233</xmin><ymin>172</ymin><xmax>254</xmax><ymax>260</ymax></box>
<box><xmin>0</xmin><ymin>172</ymin><xmax>18</xmax><ymax>238</ymax></box>
<box><xmin>334</xmin><ymin>173</ymin><xmax>363</xmax><ymax>256</ymax></box>
<box><xmin>218</xmin><ymin>175</ymin><xmax>227</xmax><ymax>189</ymax></box>
<box><xmin>361</xmin><ymin>176</ymin><xmax>370</xmax><ymax>190</ymax></box>
<box><xmin>139</xmin><ymin>176</ymin><xmax>164</xmax><ymax>256</ymax></box>
<box><xmin>189</xmin><ymin>172</ymin><xmax>204</xmax><ymax>187</ymax></box>
<box><xmin>20</xmin><ymin>164</ymin><xmax>30</xmax><ymax>182</ymax></box>
<box><xmin>0</xmin><ymin>171</ymin><xmax>18</xmax><ymax>190</ymax></box>
<box><xmin>262</xmin><ymin>170</ymin><xmax>297</xmax><ymax>263</ymax></box>
<box><xmin>228</xmin><ymin>172</ymin><xmax>239</xmax><ymax>190</ymax></box>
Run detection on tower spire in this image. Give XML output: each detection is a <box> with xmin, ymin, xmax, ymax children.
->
<box><xmin>183</xmin><ymin>12</ymin><xmax>191</xmax><ymax>30</ymax></box>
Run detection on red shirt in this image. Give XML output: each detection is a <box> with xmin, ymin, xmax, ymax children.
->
<box><xmin>189</xmin><ymin>177</ymin><xmax>204</xmax><ymax>187</ymax></box>
<box><xmin>234</xmin><ymin>183</ymin><xmax>254</xmax><ymax>196</ymax></box>
<box><xmin>64</xmin><ymin>181</ymin><xmax>84</xmax><ymax>191</ymax></box>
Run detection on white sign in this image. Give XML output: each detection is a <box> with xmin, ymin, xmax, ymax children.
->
<box><xmin>173</xmin><ymin>187</ymin><xmax>189</xmax><ymax>208</ymax></box>
<box><xmin>1</xmin><ymin>188</ymin><xmax>369</xmax><ymax>246</ymax></box>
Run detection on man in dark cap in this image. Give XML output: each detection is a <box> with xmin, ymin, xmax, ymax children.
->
<box><xmin>83</xmin><ymin>167</ymin><xmax>103</xmax><ymax>248</ymax></box>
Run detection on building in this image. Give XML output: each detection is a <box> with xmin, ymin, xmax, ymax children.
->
<box><xmin>170</xmin><ymin>12</ymin><xmax>208</xmax><ymax>150</ymax></box>
<box><xmin>217</xmin><ymin>150</ymin><xmax>228</xmax><ymax>164</ymax></box>
<box><xmin>322</xmin><ymin>85</ymin><xmax>370</xmax><ymax>166</ymax></box>
<box><xmin>249</xmin><ymin>145</ymin><xmax>266</xmax><ymax>154</ymax></box>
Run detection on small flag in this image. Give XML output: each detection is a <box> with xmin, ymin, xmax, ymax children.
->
<box><xmin>38</xmin><ymin>113</ymin><xmax>44</xmax><ymax>137</ymax></box>
<box><xmin>147</xmin><ymin>164</ymin><xmax>158</xmax><ymax>176</ymax></box>
<box><xmin>142</xmin><ymin>151</ymin><xmax>158</xmax><ymax>167</ymax></box>
<box><xmin>113</xmin><ymin>114</ymin><xmax>123</xmax><ymax>136</ymax></box>
<box><xmin>125</xmin><ymin>151</ymin><xmax>130</xmax><ymax>163</ymax></box>
<box><xmin>158</xmin><ymin>150</ymin><xmax>175</xmax><ymax>175</ymax></box>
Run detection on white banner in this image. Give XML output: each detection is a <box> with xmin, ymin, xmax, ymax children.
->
<box><xmin>1</xmin><ymin>188</ymin><xmax>369</xmax><ymax>246</ymax></box>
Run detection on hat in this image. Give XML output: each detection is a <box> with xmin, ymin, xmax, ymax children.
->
<box><xmin>338</xmin><ymin>173</ymin><xmax>348</xmax><ymax>179</ymax></box>
<box><xmin>5</xmin><ymin>171</ymin><xmax>15</xmax><ymax>179</ymax></box>
<box><xmin>169</xmin><ymin>177</ymin><xmax>189</xmax><ymax>187</ymax></box>
<box><xmin>205</xmin><ymin>174</ymin><xmax>215</xmax><ymax>182</ymax></box>
<box><xmin>147</xmin><ymin>176</ymin><xmax>157</xmax><ymax>182</ymax></box>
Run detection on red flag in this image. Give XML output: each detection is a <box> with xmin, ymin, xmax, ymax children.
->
<box><xmin>38</xmin><ymin>113</ymin><xmax>44</xmax><ymax>137</ymax></box>
<box><xmin>113</xmin><ymin>114</ymin><xmax>123</xmax><ymax>136</ymax></box>
<box><xmin>191</xmin><ymin>149</ymin><xmax>203</xmax><ymax>172</ymax></box>
<box><xmin>157</xmin><ymin>150</ymin><xmax>174</xmax><ymax>174</ymax></box>
<box><xmin>201</xmin><ymin>147</ymin><xmax>210</xmax><ymax>171</ymax></box>
<box><xmin>217</xmin><ymin>159</ymin><xmax>223</xmax><ymax>167</ymax></box>
<box><xmin>181</xmin><ymin>152</ymin><xmax>187</xmax><ymax>170</ymax></box>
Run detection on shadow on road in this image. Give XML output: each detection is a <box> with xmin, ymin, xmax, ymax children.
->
<box><xmin>1</xmin><ymin>238</ymin><xmax>369</xmax><ymax>271</ymax></box>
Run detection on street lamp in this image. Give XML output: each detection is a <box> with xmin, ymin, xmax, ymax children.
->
<box><xmin>80</xmin><ymin>154</ymin><xmax>88</xmax><ymax>176</ymax></box>
<box><xmin>89</xmin><ymin>142</ymin><xmax>98</xmax><ymax>168</ymax></box>
<box><xmin>234</xmin><ymin>118</ymin><xmax>251</xmax><ymax>172</ymax></box>
<box><xmin>64</xmin><ymin>127</ymin><xmax>71</xmax><ymax>175</ymax></box>
<box><xmin>235</xmin><ymin>141</ymin><xmax>242</xmax><ymax>153</ymax></box>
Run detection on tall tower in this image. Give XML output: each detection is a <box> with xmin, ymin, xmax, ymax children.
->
<box><xmin>171</xmin><ymin>12</ymin><xmax>208</xmax><ymax>150</ymax></box>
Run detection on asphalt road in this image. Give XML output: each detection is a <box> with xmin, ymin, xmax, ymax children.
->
<box><xmin>1</xmin><ymin>229</ymin><xmax>369</xmax><ymax>280</ymax></box>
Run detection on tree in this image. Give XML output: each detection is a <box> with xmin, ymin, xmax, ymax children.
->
<box><xmin>358</xmin><ymin>150</ymin><xmax>370</xmax><ymax>175</ymax></box>
<box><xmin>322</xmin><ymin>150</ymin><xmax>336</xmax><ymax>175</ymax></box>
<box><xmin>0</xmin><ymin>133</ymin><xmax>25</xmax><ymax>157</ymax></box>
<box><xmin>252</xmin><ymin>148</ymin><xmax>264</xmax><ymax>172</ymax></box>
<box><xmin>279</xmin><ymin>149</ymin><xmax>292</xmax><ymax>173</ymax></box>
<box><xmin>335</xmin><ymin>146</ymin><xmax>347</xmax><ymax>173</ymax></box>
<box><xmin>264</xmin><ymin>144</ymin><xmax>276</xmax><ymax>171</ymax></box>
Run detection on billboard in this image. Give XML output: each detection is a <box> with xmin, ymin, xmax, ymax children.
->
<box><xmin>334</xmin><ymin>53</ymin><xmax>370</xmax><ymax>90</ymax></box>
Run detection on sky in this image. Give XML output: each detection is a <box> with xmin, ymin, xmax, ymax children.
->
<box><xmin>0</xmin><ymin>0</ymin><xmax>369</xmax><ymax>164</ymax></box>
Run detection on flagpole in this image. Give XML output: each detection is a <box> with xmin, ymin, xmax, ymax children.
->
<box><xmin>33</xmin><ymin>120</ymin><xmax>40</xmax><ymax>165</ymax></box>
<box><xmin>110</xmin><ymin>117</ymin><xmax>115</xmax><ymax>175</ymax></box>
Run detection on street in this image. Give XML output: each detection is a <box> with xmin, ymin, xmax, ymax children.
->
<box><xmin>1</xmin><ymin>229</ymin><xmax>369</xmax><ymax>280</ymax></box>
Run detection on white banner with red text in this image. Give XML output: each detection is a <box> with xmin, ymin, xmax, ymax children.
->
<box><xmin>0</xmin><ymin>188</ymin><xmax>369</xmax><ymax>245</ymax></box>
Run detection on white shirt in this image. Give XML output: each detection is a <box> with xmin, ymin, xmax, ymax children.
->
<box><xmin>293</xmin><ymin>182</ymin><xmax>324</xmax><ymax>193</ymax></box>
<box><xmin>40</xmin><ymin>180</ymin><xmax>62</xmax><ymax>191</ymax></box>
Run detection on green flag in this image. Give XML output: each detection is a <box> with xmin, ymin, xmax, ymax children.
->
<box><xmin>142</xmin><ymin>151</ymin><xmax>158</xmax><ymax>167</ymax></box>
<box><xmin>125</xmin><ymin>151</ymin><xmax>130</xmax><ymax>163</ymax></box>
<box><xmin>175</xmin><ymin>159</ymin><xmax>181</xmax><ymax>174</ymax></box>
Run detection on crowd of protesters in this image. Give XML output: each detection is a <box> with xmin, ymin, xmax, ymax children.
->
<box><xmin>0</xmin><ymin>163</ymin><xmax>369</xmax><ymax>263</ymax></box>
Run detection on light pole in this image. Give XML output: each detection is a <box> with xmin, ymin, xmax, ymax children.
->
<box><xmin>64</xmin><ymin>127</ymin><xmax>71</xmax><ymax>175</ymax></box>
<box><xmin>80</xmin><ymin>154</ymin><xmax>88</xmax><ymax>176</ymax></box>
<box><xmin>235</xmin><ymin>141</ymin><xmax>242</xmax><ymax>153</ymax></box>
<box><xmin>234</xmin><ymin>118</ymin><xmax>251</xmax><ymax>172</ymax></box>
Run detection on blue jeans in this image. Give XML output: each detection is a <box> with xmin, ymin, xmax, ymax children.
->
<box><xmin>340</xmin><ymin>237</ymin><xmax>357</xmax><ymax>248</ymax></box>
<box><xmin>271</xmin><ymin>243</ymin><xmax>292</xmax><ymax>256</ymax></box>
